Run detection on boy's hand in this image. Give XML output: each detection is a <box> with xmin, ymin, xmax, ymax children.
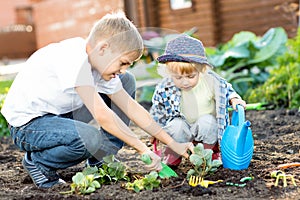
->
<box><xmin>230</xmin><ymin>98</ymin><xmax>246</xmax><ymax>111</ymax></box>
<box><xmin>142</xmin><ymin>150</ymin><xmax>162</xmax><ymax>171</ymax></box>
<box><xmin>167</xmin><ymin>141</ymin><xmax>194</xmax><ymax>159</ymax></box>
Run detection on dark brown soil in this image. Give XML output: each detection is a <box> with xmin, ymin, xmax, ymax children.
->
<box><xmin>0</xmin><ymin>109</ymin><xmax>299</xmax><ymax>200</ymax></box>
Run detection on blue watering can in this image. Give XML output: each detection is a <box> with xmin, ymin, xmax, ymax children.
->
<box><xmin>221</xmin><ymin>105</ymin><xmax>254</xmax><ymax>170</ymax></box>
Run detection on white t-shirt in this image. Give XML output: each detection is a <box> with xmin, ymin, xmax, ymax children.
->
<box><xmin>1</xmin><ymin>37</ymin><xmax>122</xmax><ymax>127</ymax></box>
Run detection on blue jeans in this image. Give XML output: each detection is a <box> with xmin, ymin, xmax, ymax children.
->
<box><xmin>9</xmin><ymin>72</ymin><xmax>136</xmax><ymax>178</ymax></box>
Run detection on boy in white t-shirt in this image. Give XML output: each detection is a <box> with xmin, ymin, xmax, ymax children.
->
<box><xmin>1</xmin><ymin>12</ymin><xmax>194</xmax><ymax>188</ymax></box>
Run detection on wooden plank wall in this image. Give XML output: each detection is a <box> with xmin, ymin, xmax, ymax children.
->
<box><xmin>157</xmin><ymin>0</ymin><xmax>217</xmax><ymax>46</ymax></box>
<box><xmin>217</xmin><ymin>0</ymin><xmax>298</xmax><ymax>43</ymax></box>
<box><xmin>134</xmin><ymin>0</ymin><xmax>298</xmax><ymax>47</ymax></box>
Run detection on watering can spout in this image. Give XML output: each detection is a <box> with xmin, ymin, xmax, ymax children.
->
<box><xmin>236</xmin><ymin>120</ymin><xmax>251</xmax><ymax>156</ymax></box>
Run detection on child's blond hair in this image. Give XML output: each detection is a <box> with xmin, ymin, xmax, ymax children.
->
<box><xmin>166</xmin><ymin>62</ymin><xmax>209</xmax><ymax>75</ymax></box>
<box><xmin>87</xmin><ymin>11</ymin><xmax>143</xmax><ymax>59</ymax></box>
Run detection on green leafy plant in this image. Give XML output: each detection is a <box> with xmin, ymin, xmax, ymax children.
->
<box><xmin>206</xmin><ymin>27</ymin><xmax>288</xmax><ymax>97</ymax></box>
<box><xmin>97</xmin><ymin>155</ymin><xmax>129</xmax><ymax>184</ymax></box>
<box><xmin>246</xmin><ymin>28</ymin><xmax>300</xmax><ymax>109</ymax></box>
<box><xmin>125</xmin><ymin>171</ymin><xmax>161</xmax><ymax>193</ymax></box>
<box><xmin>0</xmin><ymin>80</ymin><xmax>12</xmax><ymax>137</ymax></box>
<box><xmin>187</xmin><ymin>144</ymin><xmax>222</xmax><ymax>180</ymax></box>
<box><xmin>61</xmin><ymin>155</ymin><xmax>129</xmax><ymax>195</ymax></box>
<box><xmin>61</xmin><ymin>168</ymin><xmax>101</xmax><ymax>195</ymax></box>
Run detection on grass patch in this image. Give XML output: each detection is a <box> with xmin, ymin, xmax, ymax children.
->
<box><xmin>0</xmin><ymin>80</ymin><xmax>13</xmax><ymax>94</ymax></box>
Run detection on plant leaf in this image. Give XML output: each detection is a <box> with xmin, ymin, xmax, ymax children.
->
<box><xmin>82</xmin><ymin>166</ymin><xmax>99</xmax><ymax>175</ymax></box>
<box><xmin>190</xmin><ymin>154</ymin><xmax>203</xmax><ymax>166</ymax></box>
<box><xmin>72</xmin><ymin>172</ymin><xmax>85</xmax><ymax>185</ymax></box>
<box><xmin>194</xmin><ymin>143</ymin><xmax>205</xmax><ymax>155</ymax></box>
<box><xmin>103</xmin><ymin>155</ymin><xmax>115</xmax><ymax>164</ymax></box>
<box><xmin>249</xmin><ymin>27</ymin><xmax>287</xmax><ymax>64</ymax></box>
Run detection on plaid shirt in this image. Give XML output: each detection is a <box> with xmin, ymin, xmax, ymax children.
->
<box><xmin>150</xmin><ymin>70</ymin><xmax>241</xmax><ymax>141</ymax></box>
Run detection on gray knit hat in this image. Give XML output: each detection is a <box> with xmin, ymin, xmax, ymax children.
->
<box><xmin>157</xmin><ymin>34</ymin><xmax>213</xmax><ymax>67</ymax></box>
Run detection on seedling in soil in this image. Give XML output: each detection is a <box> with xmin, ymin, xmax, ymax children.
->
<box><xmin>60</xmin><ymin>167</ymin><xmax>101</xmax><ymax>195</ymax></box>
<box><xmin>125</xmin><ymin>171</ymin><xmax>161</xmax><ymax>193</ymax></box>
<box><xmin>187</xmin><ymin>143</ymin><xmax>222</xmax><ymax>182</ymax></box>
<box><xmin>61</xmin><ymin>155</ymin><xmax>129</xmax><ymax>195</ymax></box>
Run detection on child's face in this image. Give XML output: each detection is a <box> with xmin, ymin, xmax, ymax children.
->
<box><xmin>171</xmin><ymin>70</ymin><xmax>199</xmax><ymax>91</ymax></box>
<box><xmin>100</xmin><ymin>51</ymin><xmax>136</xmax><ymax>81</ymax></box>
<box><xmin>87</xmin><ymin>42</ymin><xmax>137</xmax><ymax>81</ymax></box>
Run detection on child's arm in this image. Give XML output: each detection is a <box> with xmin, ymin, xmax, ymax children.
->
<box><xmin>109</xmin><ymin>88</ymin><xmax>194</xmax><ymax>158</ymax></box>
<box><xmin>75</xmin><ymin>85</ymin><xmax>162</xmax><ymax>171</ymax></box>
<box><xmin>226</xmin><ymin>82</ymin><xmax>246</xmax><ymax>110</ymax></box>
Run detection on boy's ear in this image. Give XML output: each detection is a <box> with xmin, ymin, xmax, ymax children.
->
<box><xmin>97</xmin><ymin>41</ymin><xmax>109</xmax><ymax>56</ymax></box>
<box><xmin>86</xmin><ymin>41</ymin><xmax>109</xmax><ymax>56</ymax></box>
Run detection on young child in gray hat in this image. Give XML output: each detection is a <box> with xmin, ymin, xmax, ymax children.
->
<box><xmin>150</xmin><ymin>34</ymin><xmax>246</xmax><ymax>167</ymax></box>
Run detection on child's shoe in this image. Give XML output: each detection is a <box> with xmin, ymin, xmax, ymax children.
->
<box><xmin>152</xmin><ymin>139</ymin><xmax>181</xmax><ymax>167</ymax></box>
<box><xmin>212</xmin><ymin>152</ymin><xmax>221</xmax><ymax>161</ymax></box>
<box><xmin>164</xmin><ymin>147</ymin><xmax>182</xmax><ymax>167</ymax></box>
<box><xmin>86</xmin><ymin>156</ymin><xmax>120</xmax><ymax>168</ymax></box>
<box><xmin>212</xmin><ymin>143</ymin><xmax>221</xmax><ymax>161</ymax></box>
<box><xmin>22</xmin><ymin>153</ymin><xmax>66</xmax><ymax>188</ymax></box>
<box><xmin>86</xmin><ymin>157</ymin><xmax>103</xmax><ymax>168</ymax></box>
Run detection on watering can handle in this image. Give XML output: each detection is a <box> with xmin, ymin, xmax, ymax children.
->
<box><xmin>231</xmin><ymin>104</ymin><xmax>245</xmax><ymax>126</ymax></box>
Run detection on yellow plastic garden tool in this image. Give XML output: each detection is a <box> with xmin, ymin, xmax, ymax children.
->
<box><xmin>188</xmin><ymin>175</ymin><xmax>223</xmax><ymax>188</ymax></box>
<box><xmin>271</xmin><ymin>170</ymin><xmax>297</xmax><ymax>187</ymax></box>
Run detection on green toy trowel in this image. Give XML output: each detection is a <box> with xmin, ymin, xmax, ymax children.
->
<box><xmin>141</xmin><ymin>154</ymin><xmax>178</xmax><ymax>179</ymax></box>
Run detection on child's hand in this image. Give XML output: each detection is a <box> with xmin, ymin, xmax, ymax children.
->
<box><xmin>167</xmin><ymin>141</ymin><xmax>195</xmax><ymax>158</ymax></box>
<box><xmin>142</xmin><ymin>150</ymin><xmax>162</xmax><ymax>171</ymax></box>
<box><xmin>230</xmin><ymin>98</ymin><xmax>246</xmax><ymax>111</ymax></box>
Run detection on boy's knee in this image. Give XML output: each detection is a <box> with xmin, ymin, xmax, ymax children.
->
<box><xmin>77</xmin><ymin>126</ymin><xmax>102</xmax><ymax>154</ymax></box>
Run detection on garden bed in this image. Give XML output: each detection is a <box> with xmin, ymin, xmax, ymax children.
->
<box><xmin>0</xmin><ymin>109</ymin><xmax>299</xmax><ymax>200</ymax></box>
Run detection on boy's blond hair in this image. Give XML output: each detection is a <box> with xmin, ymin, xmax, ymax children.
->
<box><xmin>166</xmin><ymin>62</ymin><xmax>209</xmax><ymax>75</ymax></box>
<box><xmin>87</xmin><ymin>11</ymin><xmax>143</xmax><ymax>59</ymax></box>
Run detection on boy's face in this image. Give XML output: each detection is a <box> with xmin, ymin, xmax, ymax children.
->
<box><xmin>170</xmin><ymin>70</ymin><xmax>199</xmax><ymax>91</ymax></box>
<box><xmin>87</xmin><ymin>42</ymin><xmax>137</xmax><ymax>81</ymax></box>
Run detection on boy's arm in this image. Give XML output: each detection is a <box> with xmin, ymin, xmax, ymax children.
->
<box><xmin>109</xmin><ymin>88</ymin><xmax>194</xmax><ymax>158</ymax></box>
<box><xmin>75</xmin><ymin>85</ymin><xmax>158</xmax><ymax>158</ymax></box>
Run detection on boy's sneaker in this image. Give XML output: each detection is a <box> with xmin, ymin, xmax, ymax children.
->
<box><xmin>22</xmin><ymin>153</ymin><xmax>66</xmax><ymax>188</ymax></box>
<box><xmin>86</xmin><ymin>158</ymin><xmax>103</xmax><ymax>168</ymax></box>
<box><xmin>86</xmin><ymin>156</ymin><xmax>120</xmax><ymax>168</ymax></box>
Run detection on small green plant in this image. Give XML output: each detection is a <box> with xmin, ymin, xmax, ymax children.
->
<box><xmin>97</xmin><ymin>155</ymin><xmax>129</xmax><ymax>184</ymax></box>
<box><xmin>187</xmin><ymin>144</ymin><xmax>222</xmax><ymax>180</ymax></box>
<box><xmin>61</xmin><ymin>167</ymin><xmax>101</xmax><ymax>194</ymax></box>
<box><xmin>125</xmin><ymin>171</ymin><xmax>161</xmax><ymax>193</ymax></box>
<box><xmin>61</xmin><ymin>155</ymin><xmax>129</xmax><ymax>195</ymax></box>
